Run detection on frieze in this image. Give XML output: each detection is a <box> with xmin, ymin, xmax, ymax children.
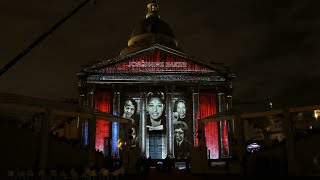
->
<box><xmin>82</xmin><ymin>44</ymin><xmax>227</xmax><ymax>74</ymax></box>
<box><xmin>127</xmin><ymin>61</ymin><xmax>188</xmax><ymax>68</ymax></box>
<box><xmin>86</xmin><ymin>74</ymin><xmax>225</xmax><ymax>83</ymax></box>
<box><xmin>84</xmin><ymin>69</ymin><xmax>216</xmax><ymax>74</ymax></box>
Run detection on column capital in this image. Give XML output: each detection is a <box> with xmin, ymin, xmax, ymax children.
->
<box><xmin>217</xmin><ymin>92</ymin><xmax>227</xmax><ymax>113</ymax></box>
<box><xmin>87</xmin><ymin>85</ymin><xmax>95</xmax><ymax>108</ymax></box>
<box><xmin>78</xmin><ymin>81</ymin><xmax>92</xmax><ymax>94</ymax></box>
<box><xmin>215</xmin><ymin>86</ymin><xmax>226</xmax><ymax>94</ymax></box>
<box><xmin>87</xmin><ymin>84</ymin><xmax>95</xmax><ymax>94</ymax></box>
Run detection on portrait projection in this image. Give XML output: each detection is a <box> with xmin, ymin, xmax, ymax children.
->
<box><xmin>120</xmin><ymin>94</ymin><xmax>140</xmax><ymax>147</ymax></box>
<box><xmin>174</xmin><ymin>121</ymin><xmax>192</xmax><ymax>159</ymax></box>
<box><xmin>146</xmin><ymin>92</ymin><xmax>166</xmax><ymax>159</ymax></box>
<box><xmin>172</xmin><ymin>95</ymin><xmax>193</xmax><ymax>159</ymax></box>
<box><xmin>122</xmin><ymin>99</ymin><xmax>137</xmax><ymax>125</ymax></box>
<box><xmin>173</xmin><ymin>99</ymin><xmax>187</xmax><ymax>123</ymax></box>
<box><xmin>146</xmin><ymin>92</ymin><xmax>166</xmax><ymax>131</ymax></box>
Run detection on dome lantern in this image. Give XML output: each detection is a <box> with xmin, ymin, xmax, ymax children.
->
<box><xmin>146</xmin><ymin>0</ymin><xmax>160</xmax><ymax>19</ymax></box>
<box><xmin>119</xmin><ymin>1</ymin><xmax>180</xmax><ymax>56</ymax></box>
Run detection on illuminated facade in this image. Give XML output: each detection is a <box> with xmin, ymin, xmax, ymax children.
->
<box><xmin>77</xmin><ymin>1</ymin><xmax>235</xmax><ymax>159</ymax></box>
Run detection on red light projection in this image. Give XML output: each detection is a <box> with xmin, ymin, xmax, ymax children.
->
<box><xmin>94</xmin><ymin>91</ymin><xmax>112</xmax><ymax>152</ymax></box>
<box><xmin>199</xmin><ymin>93</ymin><xmax>219</xmax><ymax>159</ymax></box>
<box><xmin>222</xmin><ymin>120</ymin><xmax>229</xmax><ymax>156</ymax></box>
<box><xmin>104</xmin><ymin>50</ymin><xmax>211</xmax><ymax>72</ymax></box>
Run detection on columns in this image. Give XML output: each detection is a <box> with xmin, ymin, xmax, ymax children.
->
<box><xmin>197</xmin><ymin>115</ymin><xmax>206</xmax><ymax>148</ymax></box>
<box><xmin>218</xmin><ymin>93</ymin><xmax>227</xmax><ymax>113</ymax></box>
<box><xmin>87</xmin><ymin>86</ymin><xmax>96</xmax><ymax>165</ymax></box>
<box><xmin>192</xmin><ymin>86</ymin><xmax>200</xmax><ymax>146</ymax></box>
<box><xmin>79</xmin><ymin>79</ymin><xmax>87</xmax><ymax>106</ymax></box>
<box><xmin>78</xmin><ymin>80</ymin><xmax>87</xmax><ymax>145</ymax></box>
<box><xmin>140</xmin><ymin>91</ymin><xmax>147</xmax><ymax>155</ymax></box>
<box><xmin>79</xmin><ymin>91</ymin><xmax>86</xmax><ymax>106</ymax></box>
<box><xmin>226</xmin><ymin>95</ymin><xmax>234</xmax><ymax>132</ymax></box>
<box><xmin>226</xmin><ymin>94</ymin><xmax>235</xmax><ymax>159</ymax></box>
<box><xmin>87</xmin><ymin>86</ymin><xmax>95</xmax><ymax>108</ymax></box>
<box><xmin>78</xmin><ymin>91</ymin><xmax>85</xmax><ymax>144</ymax></box>
<box><xmin>226</xmin><ymin>83</ymin><xmax>235</xmax><ymax>133</ymax></box>
<box><xmin>218</xmin><ymin>92</ymin><xmax>230</xmax><ymax>158</ymax></box>
<box><xmin>112</xmin><ymin>91</ymin><xmax>121</xmax><ymax>156</ymax></box>
<box><xmin>78</xmin><ymin>118</ymin><xmax>85</xmax><ymax>146</ymax></box>
<box><xmin>226</xmin><ymin>95</ymin><xmax>233</xmax><ymax>111</ymax></box>
<box><xmin>166</xmin><ymin>85</ymin><xmax>174</xmax><ymax>157</ymax></box>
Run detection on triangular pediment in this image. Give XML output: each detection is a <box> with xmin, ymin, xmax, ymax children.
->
<box><xmin>84</xmin><ymin>44</ymin><xmax>227</xmax><ymax>73</ymax></box>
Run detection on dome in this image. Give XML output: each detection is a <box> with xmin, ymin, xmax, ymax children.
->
<box><xmin>120</xmin><ymin>1</ymin><xmax>179</xmax><ymax>56</ymax></box>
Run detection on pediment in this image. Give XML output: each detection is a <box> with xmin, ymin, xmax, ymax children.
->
<box><xmin>84</xmin><ymin>44</ymin><xmax>227</xmax><ymax>73</ymax></box>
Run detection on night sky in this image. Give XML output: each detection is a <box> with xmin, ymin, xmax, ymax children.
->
<box><xmin>1</xmin><ymin>0</ymin><xmax>320</xmax><ymax>109</ymax></box>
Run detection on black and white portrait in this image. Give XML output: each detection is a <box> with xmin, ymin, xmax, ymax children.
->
<box><xmin>146</xmin><ymin>92</ymin><xmax>166</xmax><ymax>131</ymax></box>
<box><xmin>174</xmin><ymin>121</ymin><xmax>192</xmax><ymax>159</ymax></box>
<box><xmin>173</xmin><ymin>99</ymin><xmax>187</xmax><ymax>123</ymax></box>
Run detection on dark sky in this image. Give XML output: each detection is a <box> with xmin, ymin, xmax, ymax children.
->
<box><xmin>1</xmin><ymin>0</ymin><xmax>320</xmax><ymax>108</ymax></box>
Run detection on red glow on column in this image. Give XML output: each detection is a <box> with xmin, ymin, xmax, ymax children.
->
<box><xmin>94</xmin><ymin>91</ymin><xmax>112</xmax><ymax>152</ymax></box>
<box><xmin>222</xmin><ymin>120</ymin><xmax>229</xmax><ymax>155</ymax></box>
<box><xmin>199</xmin><ymin>93</ymin><xmax>219</xmax><ymax>159</ymax></box>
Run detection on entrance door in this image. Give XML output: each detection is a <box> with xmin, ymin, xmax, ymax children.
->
<box><xmin>149</xmin><ymin>131</ymin><xmax>162</xmax><ymax>159</ymax></box>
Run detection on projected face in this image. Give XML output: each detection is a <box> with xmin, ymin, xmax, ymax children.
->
<box><xmin>147</xmin><ymin>97</ymin><xmax>164</xmax><ymax>120</ymax></box>
<box><xmin>174</xmin><ymin>128</ymin><xmax>185</xmax><ymax>143</ymax></box>
<box><xmin>176</xmin><ymin>101</ymin><xmax>186</xmax><ymax>119</ymax></box>
<box><xmin>123</xmin><ymin>100</ymin><xmax>135</xmax><ymax>119</ymax></box>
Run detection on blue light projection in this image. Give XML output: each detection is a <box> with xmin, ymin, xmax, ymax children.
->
<box><xmin>84</xmin><ymin>120</ymin><xmax>88</xmax><ymax>146</ymax></box>
<box><xmin>112</xmin><ymin>122</ymin><xmax>119</xmax><ymax>156</ymax></box>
